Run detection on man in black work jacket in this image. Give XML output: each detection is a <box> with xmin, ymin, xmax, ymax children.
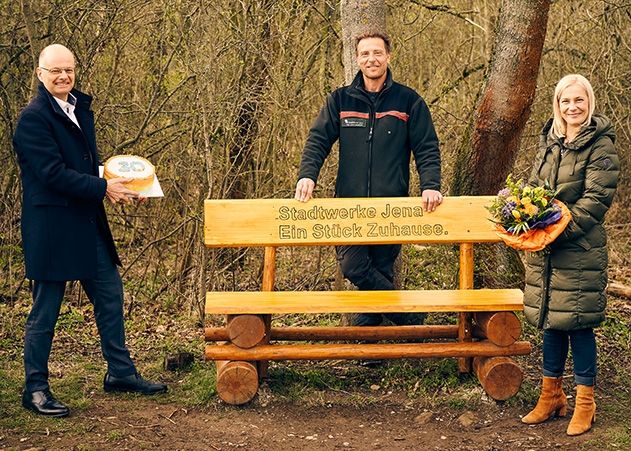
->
<box><xmin>13</xmin><ymin>44</ymin><xmax>166</xmax><ymax>418</ymax></box>
<box><xmin>295</xmin><ymin>31</ymin><xmax>442</xmax><ymax>327</ymax></box>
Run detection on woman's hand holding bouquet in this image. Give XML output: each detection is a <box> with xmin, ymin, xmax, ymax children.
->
<box><xmin>487</xmin><ymin>175</ymin><xmax>571</xmax><ymax>252</ymax></box>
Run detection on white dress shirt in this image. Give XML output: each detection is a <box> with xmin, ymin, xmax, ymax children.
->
<box><xmin>54</xmin><ymin>93</ymin><xmax>81</xmax><ymax>129</ymax></box>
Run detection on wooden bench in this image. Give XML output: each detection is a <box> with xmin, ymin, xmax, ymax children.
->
<box><xmin>203</xmin><ymin>196</ymin><xmax>530</xmax><ymax>405</ymax></box>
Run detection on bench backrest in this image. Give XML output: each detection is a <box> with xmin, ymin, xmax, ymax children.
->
<box><xmin>204</xmin><ymin>196</ymin><xmax>498</xmax><ymax>247</ymax></box>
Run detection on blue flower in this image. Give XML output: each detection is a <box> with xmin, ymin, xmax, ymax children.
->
<box><xmin>501</xmin><ymin>202</ymin><xmax>516</xmax><ymax>219</ymax></box>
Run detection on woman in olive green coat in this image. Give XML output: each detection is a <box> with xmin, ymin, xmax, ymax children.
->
<box><xmin>521</xmin><ymin>74</ymin><xmax>619</xmax><ymax>436</ymax></box>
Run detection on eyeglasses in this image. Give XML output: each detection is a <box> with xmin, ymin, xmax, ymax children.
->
<box><xmin>39</xmin><ymin>67</ymin><xmax>75</xmax><ymax>75</ymax></box>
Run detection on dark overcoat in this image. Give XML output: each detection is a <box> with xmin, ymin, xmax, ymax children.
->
<box><xmin>13</xmin><ymin>83</ymin><xmax>120</xmax><ymax>281</ymax></box>
<box><xmin>523</xmin><ymin>114</ymin><xmax>619</xmax><ymax>331</ymax></box>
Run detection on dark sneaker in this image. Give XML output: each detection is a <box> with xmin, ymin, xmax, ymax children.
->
<box><xmin>22</xmin><ymin>389</ymin><xmax>70</xmax><ymax>417</ymax></box>
<box><xmin>103</xmin><ymin>372</ymin><xmax>167</xmax><ymax>395</ymax></box>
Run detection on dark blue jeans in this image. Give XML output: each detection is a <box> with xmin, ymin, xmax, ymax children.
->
<box><xmin>336</xmin><ymin>244</ymin><xmax>426</xmax><ymax>327</ymax></box>
<box><xmin>542</xmin><ymin>328</ymin><xmax>596</xmax><ymax>386</ymax></box>
<box><xmin>23</xmin><ymin>233</ymin><xmax>137</xmax><ymax>392</ymax></box>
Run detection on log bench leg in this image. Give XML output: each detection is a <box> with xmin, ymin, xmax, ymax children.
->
<box><xmin>225</xmin><ymin>313</ymin><xmax>268</xmax><ymax>381</ymax></box>
<box><xmin>217</xmin><ymin>314</ymin><xmax>266</xmax><ymax>404</ymax></box>
<box><xmin>473</xmin><ymin>356</ymin><xmax>523</xmax><ymax>401</ymax></box>
<box><xmin>216</xmin><ymin>360</ymin><xmax>259</xmax><ymax>405</ymax></box>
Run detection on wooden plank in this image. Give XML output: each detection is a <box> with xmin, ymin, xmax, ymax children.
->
<box><xmin>204</xmin><ymin>196</ymin><xmax>499</xmax><ymax>247</ymax></box>
<box><xmin>204</xmin><ymin>340</ymin><xmax>532</xmax><ymax>361</ymax></box>
<box><xmin>205</xmin><ymin>289</ymin><xmax>524</xmax><ymax>314</ymax></box>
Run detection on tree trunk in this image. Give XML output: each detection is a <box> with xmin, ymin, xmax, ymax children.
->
<box><xmin>18</xmin><ymin>0</ymin><xmax>39</xmax><ymax>96</ymax></box>
<box><xmin>341</xmin><ymin>0</ymin><xmax>386</xmax><ymax>84</ymax></box>
<box><xmin>451</xmin><ymin>0</ymin><xmax>551</xmax><ymax>196</ymax></box>
<box><xmin>339</xmin><ymin>0</ymin><xmax>387</xmax><ymax>324</ymax></box>
<box><xmin>450</xmin><ymin>0</ymin><xmax>551</xmax><ymax>290</ymax></box>
<box><xmin>227</xmin><ymin>0</ymin><xmax>273</xmax><ymax>199</ymax></box>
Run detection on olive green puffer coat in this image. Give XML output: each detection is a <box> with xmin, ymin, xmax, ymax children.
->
<box><xmin>523</xmin><ymin>114</ymin><xmax>619</xmax><ymax>331</ymax></box>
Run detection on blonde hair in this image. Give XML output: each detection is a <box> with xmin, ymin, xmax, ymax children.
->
<box><xmin>552</xmin><ymin>74</ymin><xmax>595</xmax><ymax>138</ymax></box>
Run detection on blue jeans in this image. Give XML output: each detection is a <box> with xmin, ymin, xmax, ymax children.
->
<box><xmin>24</xmin><ymin>233</ymin><xmax>136</xmax><ymax>392</ymax></box>
<box><xmin>542</xmin><ymin>328</ymin><xmax>596</xmax><ymax>386</ymax></box>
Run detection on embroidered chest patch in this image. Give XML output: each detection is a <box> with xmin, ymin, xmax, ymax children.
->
<box><xmin>341</xmin><ymin>117</ymin><xmax>367</xmax><ymax>128</ymax></box>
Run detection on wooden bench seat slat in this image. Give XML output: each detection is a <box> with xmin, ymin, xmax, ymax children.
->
<box><xmin>205</xmin><ymin>288</ymin><xmax>524</xmax><ymax>315</ymax></box>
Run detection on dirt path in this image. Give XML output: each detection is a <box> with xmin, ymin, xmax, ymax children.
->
<box><xmin>1</xmin><ymin>391</ymin><xmax>607</xmax><ymax>450</ymax></box>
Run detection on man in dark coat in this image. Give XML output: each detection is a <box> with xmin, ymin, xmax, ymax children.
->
<box><xmin>295</xmin><ymin>32</ymin><xmax>442</xmax><ymax>327</ymax></box>
<box><xmin>13</xmin><ymin>44</ymin><xmax>166</xmax><ymax>418</ymax></box>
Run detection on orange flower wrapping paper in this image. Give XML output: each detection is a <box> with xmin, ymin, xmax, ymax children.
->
<box><xmin>494</xmin><ymin>200</ymin><xmax>572</xmax><ymax>252</ymax></box>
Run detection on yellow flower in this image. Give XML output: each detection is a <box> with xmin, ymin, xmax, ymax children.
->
<box><xmin>512</xmin><ymin>210</ymin><xmax>521</xmax><ymax>219</ymax></box>
<box><xmin>525</xmin><ymin>204</ymin><xmax>538</xmax><ymax>216</ymax></box>
<box><xmin>521</xmin><ymin>196</ymin><xmax>532</xmax><ymax>205</ymax></box>
<box><xmin>508</xmin><ymin>195</ymin><xmax>521</xmax><ymax>205</ymax></box>
<box><xmin>541</xmin><ymin>197</ymin><xmax>548</xmax><ymax>207</ymax></box>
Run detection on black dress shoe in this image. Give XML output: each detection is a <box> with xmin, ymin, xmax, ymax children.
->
<box><xmin>103</xmin><ymin>372</ymin><xmax>167</xmax><ymax>395</ymax></box>
<box><xmin>22</xmin><ymin>389</ymin><xmax>70</xmax><ymax>417</ymax></box>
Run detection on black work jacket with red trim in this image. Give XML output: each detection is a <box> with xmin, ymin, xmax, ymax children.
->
<box><xmin>298</xmin><ymin>69</ymin><xmax>440</xmax><ymax>197</ymax></box>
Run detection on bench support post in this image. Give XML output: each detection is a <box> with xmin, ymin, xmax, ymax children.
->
<box><xmin>458</xmin><ymin>243</ymin><xmax>474</xmax><ymax>373</ymax></box>
<box><xmin>257</xmin><ymin>246</ymin><xmax>276</xmax><ymax>380</ymax></box>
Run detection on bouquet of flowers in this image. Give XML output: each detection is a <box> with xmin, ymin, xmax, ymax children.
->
<box><xmin>487</xmin><ymin>175</ymin><xmax>571</xmax><ymax>252</ymax></box>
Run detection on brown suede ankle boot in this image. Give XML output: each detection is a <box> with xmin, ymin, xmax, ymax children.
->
<box><xmin>567</xmin><ymin>384</ymin><xmax>596</xmax><ymax>436</ymax></box>
<box><xmin>522</xmin><ymin>376</ymin><xmax>568</xmax><ymax>424</ymax></box>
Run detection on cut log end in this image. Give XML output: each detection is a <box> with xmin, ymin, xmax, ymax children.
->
<box><xmin>216</xmin><ymin>360</ymin><xmax>259</xmax><ymax>405</ymax></box>
<box><xmin>474</xmin><ymin>311</ymin><xmax>522</xmax><ymax>347</ymax></box>
<box><xmin>227</xmin><ymin>314</ymin><xmax>267</xmax><ymax>349</ymax></box>
<box><xmin>473</xmin><ymin>356</ymin><xmax>523</xmax><ymax>401</ymax></box>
